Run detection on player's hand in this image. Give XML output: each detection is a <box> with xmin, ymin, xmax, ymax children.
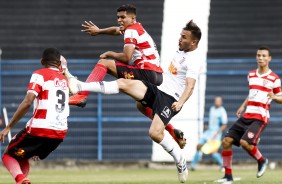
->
<box><xmin>236</xmin><ymin>106</ymin><xmax>245</xmax><ymax>118</ymax></box>
<box><xmin>81</xmin><ymin>21</ymin><xmax>100</xmax><ymax>36</ymax></box>
<box><xmin>0</xmin><ymin>128</ymin><xmax>10</xmax><ymax>143</ymax></box>
<box><xmin>171</xmin><ymin>101</ymin><xmax>182</xmax><ymax>112</ymax></box>
<box><xmin>100</xmin><ymin>51</ymin><xmax>109</xmax><ymax>59</ymax></box>
<box><xmin>267</xmin><ymin>92</ymin><xmax>276</xmax><ymax>100</ymax></box>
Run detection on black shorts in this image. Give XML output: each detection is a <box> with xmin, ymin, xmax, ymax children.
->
<box><xmin>225</xmin><ymin>117</ymin><xmax>266</xmax><ymax>147</ymax></box>
<box><xmin>116</xmin><ymin>62</ymin><xmax>163</xmax><ymax>86</ymax></box>
<box><xmin>138</xmin><ymin>81</ymin><xmax>179</xmax><ymax>125</ymax></box>
<box><xmin>7</xmin><ymin>128</ymin><xmax>63</xmax><ymax>161</ymax></box>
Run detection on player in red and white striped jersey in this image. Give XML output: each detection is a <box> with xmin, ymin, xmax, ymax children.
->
<box><xmin>70</xmin><ymin>4</ymin><xmax>163</xmax><ymax>107</ymax></box>
<box><xmin>216</xmin><ymin>46</ymin><xmax>282</xmax><ymax>183</ymax></box>
<box><xmin>69</xmin><ymin>4</ymin><xmax>186</xmax><ymax>148</ymax></box>
<box><xmin>0</xmin><ymin>48</ymin><xmax>69</xmax><ymax>184</ymax></box>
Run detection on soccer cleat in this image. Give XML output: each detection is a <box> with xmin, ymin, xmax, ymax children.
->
<box><xmin>69</xmin><ymin>94</ymin><xmax>88</xmax><ymax>108</ymax></box>
<box><xmin>17</xmin><ymin>177</ymin><xmax>31</xmax><ymax>184</ymax></box>
<box><xmin>214</xmin><ymin>174</ymin><xmax>233</xmax><ymax>183</ymax></box>
<box><xmin>173</xmin><ymin>129</ymin><xmax>187</xmax><ymax>149</ymax></box>
<box><xmin>176</xmin><ymin>154</ymin><xmax>188</xmax><ymax>183</ymax></box>
<box><xmin>64</xmin><ymin>69</ymin><xmax>81</xmax><ymax>95</ymax></box>
<box><xmin>257</xmin><ymin>158</ymin><xmax>268</xmax><ymax>178</ymax></box>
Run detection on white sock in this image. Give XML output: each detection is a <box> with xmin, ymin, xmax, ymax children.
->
<box><xmin>159</xmin><ymin>133</ymin><xmax>181</xmax><ymax>163</ymax></box>
<box><xmin>80</xmin><ymin>81</ymin><xmax>119</xmax><ymax>94</ymax></box>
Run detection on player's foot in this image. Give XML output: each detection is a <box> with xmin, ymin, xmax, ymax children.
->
<box><xmin>257</xmin><ymin>158</ymin><xmax>268</xmax><ymax>178</ymax></box>
<box><xmin>17</xmin><ymin>177</ymin><xmax>31</xmax><ymax>184</ymax></box>
<box><xmin>214</xmin><ymin>174</ymin><xmax>233</xmax><ymax>183</ymax></box>
<box><xmin>64</xmin><ymin>69</ymin><xmax>81</xmax><ymax>94</ymax></box>
<box><xmin>176</xmin><ymin>154</ymin><xmax>188</xmax><ymax>183</ymax></box>
<box><xmin>69</xmin><ymin>94</ymin><xmax>88</xmax><ymax>108</ymax></box>
<box><xmin>173</xmin><ymin>128</ymin><xmax>187</xmax><ymax>149</ymax></box>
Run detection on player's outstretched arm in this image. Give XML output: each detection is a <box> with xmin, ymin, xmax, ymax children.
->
<box><xmin>0</xmin><ymin>93</ymin><xmax>35</xmax><ymax>143</ymax></box>
<box><xmin>81</xmin><ymin>21</ymin><xmax>121</xmax><ymax>36</ymax></box>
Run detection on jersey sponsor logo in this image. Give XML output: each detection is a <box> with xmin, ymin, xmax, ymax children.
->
<box><xmin>54</xmin><ymin>78</ymin><xmax>67</xmax><ymax>90</ymax></box>
<box><xmin>122</xmin><ymin>71</ymin><xmax>135</xmax><ymax>79</ymax></box>
<box><xmin>247</xmin><ymin>131</ymin><xmax>255</xmax><ymax>139</ymax></box>
<box><xmin>168</xmin><ymin>62</ymin><xmax>177</xmax><ymax>75</ymax></box>
<box><xmin>161</xmin><ymin>106</ymin><xmax>171</xmax><ymax>119</ymax></box>
<box><xmin>14</xmin><ymin>148</ymin><xmax>26</xmax><ymax>158</ymax></box>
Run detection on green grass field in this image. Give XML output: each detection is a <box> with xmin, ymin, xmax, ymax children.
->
<box><xmin>1</xmin><ymin>166</ymin><xmax>282</xmax><ymax>184</ymax></box>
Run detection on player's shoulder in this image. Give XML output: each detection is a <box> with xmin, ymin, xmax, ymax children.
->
<box><xmin>125</xmin><ymin>22</ymin><xmax>145</xmax><ymax>35</ymax></box>
<box><xmin>269</xmin><ymin>70</ymin><xmax>280</xmax><ymax>80</ymax></box>
<box><xmin>33</xmin><ymin>68</ymin><xmax>63</xmax><ymax>79</ymax></box>
<box><xmin>248</xmin><ymin>69</ymin><xmax>257</xmax><ymax>75</ymax></box>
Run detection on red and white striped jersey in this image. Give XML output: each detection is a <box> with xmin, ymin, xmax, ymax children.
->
<box><xmin>243</xmin><ymin>69</ymin><xmax>282</xmax><ymax>123</ymax></box>
<box><xmin>121</xmin><ymin>22</ymin><xmax>163</xmax><ymax>73</ymax></box>
<box><xmin>26</xmin><ymin>68</ymin><xmax>69</xmax><ymax>139</ymax></box>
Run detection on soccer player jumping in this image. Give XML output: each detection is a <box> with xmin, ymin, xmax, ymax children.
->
<box><xmin>70</xmin><ymin>4</ymin><xmax>186</xmax><ymax>148</ymax></box>
<box><xmin>215</xmin><ymin>46</ymin><xmax>282</xmax><ymax>183</ymax></box>
<box><xmin>66</xmin><ymin>20</ymin><xmax>203</xmax><ymax>183</ymax></box>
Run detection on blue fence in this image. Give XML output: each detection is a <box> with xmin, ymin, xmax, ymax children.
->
<box><xmin>0</xmin><ymin>59</ymin><xmax>152</xmax><ymax>160</ymax></box>
<box><xmin>1</xmin><ymin>59</ymin><xmax>282</xmax><ymax>160</ymax></box>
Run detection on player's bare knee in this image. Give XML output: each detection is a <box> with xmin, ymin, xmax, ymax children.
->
<box><xmin>116</xmin><ymin>78</ymin><xmax>130</xmax><ymax>91</ymax></box>
<box><xmin>148</xmin><ymin>128</ymin><xmax>162</xmax><ymax>143</ymax></box>
<box><xmin>222</xmin><ymin>137</ymin><xmax>233</xmax><ymax>149</ymax></box>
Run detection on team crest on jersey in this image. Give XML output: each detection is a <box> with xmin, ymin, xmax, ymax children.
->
<box><xmin>262</xmin><ymin>79</ymin><xmax>269</xmax><ymax>86</ymax></box>
<box><xmin>54</xmin><ymin>78</ymin><xmax>67</xmax><ymax>90</ymax></box>
<box><xmin>161</xmin><ymin>106</ymin><xmax>171</xmax><ymax>118</ymax></box>
<box><xmin>247</xmin><ymin>131</ymin><xmax>255</xmax><ymax>139</ymax></box>
<box><xmin>168</xmin><ymin>62</ymin><xmax>177</xmax><ymax>75</ymax></box>
<box><xmin>122</xmin><ymin>71</ymin><xmax>135</xmax><ymax>79</ymax></box>
<box><xmin>14</xmin><ymin>148</ymin><xmax>26</xmax><ymax>158</ymax></box>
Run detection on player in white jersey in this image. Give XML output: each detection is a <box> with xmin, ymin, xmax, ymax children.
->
<box><xmin>66</xmin><ymin>20</ymin><xmax>202</xmax><ymax>183</ymax></box>
<box><xmin>0</xmin><ymin>48</ymin><xmax>69</xmax><ymax>184</ymax></box>
<box><xmin>215</xmin><ymin>46</ymin><xmax>282</xmax><ymax>183</ymax></box>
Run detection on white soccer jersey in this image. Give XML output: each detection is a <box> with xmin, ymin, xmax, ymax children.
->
<box><xmin>26</xmin><ymin>68</ymin><xmax>69</xmax><ymax>139</ymax></box>
<box><xmin>122</xmin><ymin>22</ymin><xmax>163</xmax><ymax>73</ymax></box>
<box><xmin>243</xmin><ymin>69</ymin><xmax>282</xmax><ymax>123</ymax></box>
<box><xmin>157</xmin><ymin>49</ymin><xmax>202</xmax><ymax>100</ymax></box>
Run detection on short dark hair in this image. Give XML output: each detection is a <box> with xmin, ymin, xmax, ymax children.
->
<box><xmin>258</xmin><ymin>46</ymin><xmax>271</xmax><ymax>56</ymax></box>
<box><xmin>117</xmin><ymin>4</ymin><xmax>136</xmax><ymax>15</ymax></box>
<box><xmin>184</xmin><ymin>20</ymin><xmax>202</xmax><ymax>42</ymax></box>
<box><xmin>41</xmin><ymin>48</ymin><xmax>61</xmax><ymax>67</ymax></box>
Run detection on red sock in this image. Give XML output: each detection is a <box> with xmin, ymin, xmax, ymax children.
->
<box><xmin>79</xmin><ymin>63</ymin><xmax>108</xmax><ymax>96</ymax></box>
<box><xmin>144</xmin><ymin>107</ymin><xmax>153</xmax><ymax>120</ymax></box>
<box><xmin>2</xmin><ymin>154</ymin><xmax>25</xmax><ymax>182</ymax></box>
<box><xmin>248</xmin><ymin>146</ymin><xmax>263</xmax><ymax>162</ymax></box>
<box><xmin>222</xmin><ymin>150</ymin><xmax>233</xmax><ymax>175</ymax></box>
<box><xmin>19</xmin><ymin>159</ymin><xmax>30</xmax><ymax>177</ymax></box>
<box><xmin>165</xmin><ymin>124</ymin><xmax>176</xmax><ymax>139</ymax></box>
